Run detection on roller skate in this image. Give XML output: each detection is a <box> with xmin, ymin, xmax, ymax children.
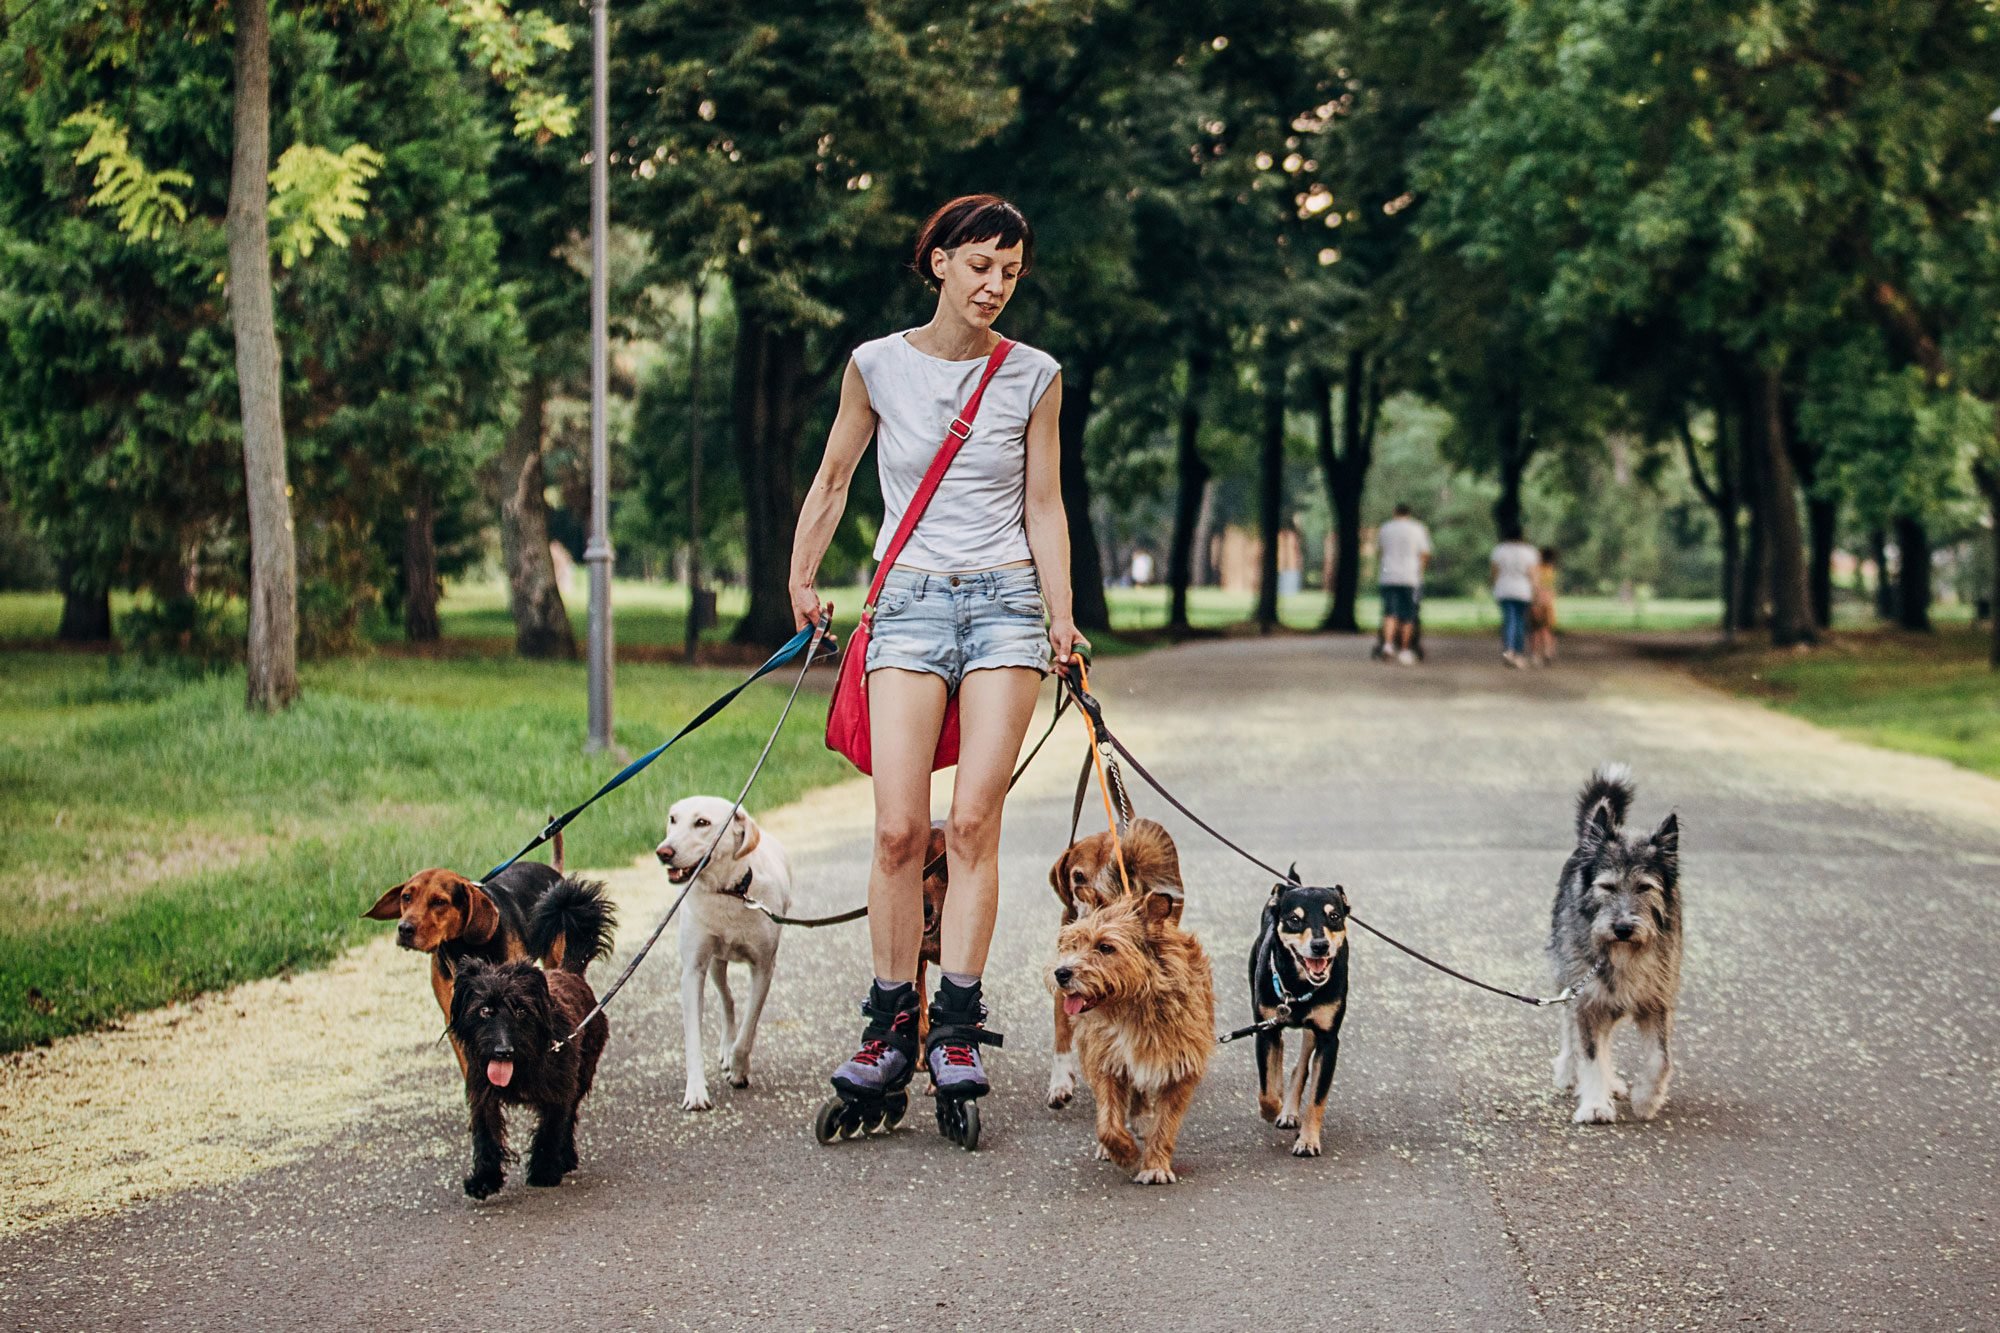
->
<box><xmin>924</xmin><ymin>976</ymin><xmax>1004</xmax><ymax>1151</ymax></box>
<box><xmin>814</xmin><ymin>982</ymin><xmax>920</xmax><ymax>1143</ymax></box>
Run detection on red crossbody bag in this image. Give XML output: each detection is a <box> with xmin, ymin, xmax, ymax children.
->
<box><xmin>825</xmin><ymin>338</ymin><xmax>1017</xmax><ymax>774</ymax></box>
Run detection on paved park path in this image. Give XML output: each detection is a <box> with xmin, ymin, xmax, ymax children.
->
<box><xmin>3</xmin><ymin>634</ymin><xmax>1997</xmax><ymax>1331</ymax></box>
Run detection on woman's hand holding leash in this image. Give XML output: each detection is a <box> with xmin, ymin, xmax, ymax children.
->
<box><xmin>791</xmin><ymin>582</ymin><xmax>831</xmax><ymax>633</ymax></box>
<box><xmin>1049</xmin><ymin>618</ymin><xmax>1090</xmax><ymax>669</ymax></box>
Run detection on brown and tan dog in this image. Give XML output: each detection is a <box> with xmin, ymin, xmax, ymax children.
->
<box><xmin>1048</xmin><ymin>888</ymin><xmax>1214</xmax><ymax>1184</ymax></box>
<box><xmin>916</xmin><ymin>822</ymin><xmax>951</xmax><ymax>1047</ymax></box>
<box><xmin>1045</xmin><ymin>818</ymin><xmax>1183</xmax><ymax>1107</ymax></box>
<box><xmin>364</xmin><ymin>862</ymin><xmax>615</xmax><ymax>1072</ymax></box>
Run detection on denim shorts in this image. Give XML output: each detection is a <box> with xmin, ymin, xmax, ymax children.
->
<box><xmin>865</xmin><ymin>566</ymin><xmax>1051</xmax><ymax>688</ymax></box>
<box><xmin>1380</xmin><ymin>583</ymin><xmax>1420</xmax><ymax>622</ymax></box>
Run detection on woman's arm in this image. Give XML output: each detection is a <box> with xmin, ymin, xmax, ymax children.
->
<box><xmin>1023</xmin><ymin>374</ymin><xmax>1086</xmax><ymax>665</ymax></box>
<box><xmin>788</xmin><ymin>359</ymin><xmax>877</xmax><ymax>629</ymax></box>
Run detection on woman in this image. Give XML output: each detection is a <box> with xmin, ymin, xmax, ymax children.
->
<box><xmin>1489</xmin><ymin>526</ymin><xmax>1540</xmax><ymax>668</ymax></box>
<box><xmin>1528</xmin><ymin>546</ymin><xmax>1559</xmax><ymax>666</ymax></box>
<box><xmin>788</xmin><ymin>195</ymin><xmax>1082</xmax><ymax>1130</ymax></box>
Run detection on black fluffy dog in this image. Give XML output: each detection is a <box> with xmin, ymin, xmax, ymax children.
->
<box><xmin>449</xmin><ymin>957</ymin><xmax>610</xmax><ymax>1198</ymax></box>
<box><xmin>1249</xmin><ymin>881</ymin><xmax>1350</xmax><ymax>1157</ymax></box>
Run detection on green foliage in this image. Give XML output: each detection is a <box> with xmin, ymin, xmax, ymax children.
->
<box><xmin>60</xmin><ymin>107</ymin><xmax>193</xmax><ymax>240</ymax></box>
<box><xmin>267</xmin><ymin>140</ymin><xmax>385</xmax><ymax>265</ymax></box>
<box><xmin>446</xmin><ymin>0</ymin><xmax>578</xmax><ymax>139</ymax></box>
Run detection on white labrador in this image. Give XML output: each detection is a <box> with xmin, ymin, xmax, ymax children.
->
<box><xmin>656</xmin><ymin>795</ymin><xmax>791</xmax><ymax>1112</ymax></box>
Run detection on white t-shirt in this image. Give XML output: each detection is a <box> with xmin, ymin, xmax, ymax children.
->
<box><xmin>851</xmin><ymin>331</ymin><xmax>1062</xmax><ymax>572</ymax></box>
<box><xmin>1377</xmin><ymin>516</ymin><xmax>1432</xmax><ymax>588</ymax></box>
<box><xmin>1491</xmin><ymin>541</ymin><xmax>1540</xmax><ymax>602</ymax></box>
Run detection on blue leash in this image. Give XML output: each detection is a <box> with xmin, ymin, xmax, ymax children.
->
<box><xmin>480</xmin><ymin>621</ymin><xmax>834</xmax><ymax>883</ymax></box>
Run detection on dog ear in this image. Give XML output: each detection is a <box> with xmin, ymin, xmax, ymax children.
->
<box><xmin>1049</xmin><ymin>847</ymin><xmax>1073</xmax><ymax>902</ymax></box>
<box><xmin>1141</xmin><ymin>889</ymin><xmax>1180</xmax><ymax>927</ymax></box>
<box><xmin>364</xmin><ymin>882</ymin><xmax>407</xmax><ymax>920</ymax></box>
<box><xmin>460</xmin><ymin>884</ymin><xmax>501</xmax><ymax>945</ymax></box>
<box><xmin>735</xmin><ymin>811</ymin><xmax>762</xmax><ymax>858</ymax></box>
<box><xmin>1266</xmin><ymin>883</ymin><xmax>1285</xmax><ymax>911</ymax></box>
<box><xmin>1650</xmin><ymin>812</ymin><xmax>1680</xmax><ymax>874</ymax></box>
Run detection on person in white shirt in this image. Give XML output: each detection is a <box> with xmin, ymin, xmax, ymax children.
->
<box><xmin>1489</xmin><ymin>526</ymin><xmax>1541</xmax><ymax>667</ymax></box>
<box><xmin>1376</xmin><ymin>503</ymin><xmax>1432</xmax><ymax>665</ymax></box>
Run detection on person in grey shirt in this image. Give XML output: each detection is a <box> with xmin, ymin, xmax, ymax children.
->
<box><xmin>1376</xmin><ymin>503</ymin><xmax>1432</xmax><ymax>665</ymax></box>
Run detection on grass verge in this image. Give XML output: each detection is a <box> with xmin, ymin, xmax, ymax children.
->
<box><xmin>1686</xmin><ymin>626</ymin><xmax>2000</xmax><ymax>779</ymax></box>
<box><xmin>0</xmin><ymin>651</ymin><xmax>854</xmax><ymax>1052</ymax></box>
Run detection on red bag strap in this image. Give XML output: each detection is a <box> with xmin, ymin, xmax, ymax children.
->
<box><xmin>863</xmin><ymin>338</ymin><xmax>1016</xmax><ymax>612</ymax></box>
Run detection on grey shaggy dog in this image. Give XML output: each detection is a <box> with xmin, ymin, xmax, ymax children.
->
<box><xmin>1550</xmin><ymin>764</ymin><xmax>1682</xmax><ymax>1124</ymax></box>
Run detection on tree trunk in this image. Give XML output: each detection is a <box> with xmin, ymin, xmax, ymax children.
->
<box><xmin>498</xmin><ymin>373</ymin><xmax>576</xmax><ymax>658</ymax></box>
<box><xmin>1317</xmin><ymin>350</ymin><xmax>1375</xmax><ymax>633</ymax></box>
<box><xmin>55</xmin><ymin>559</ymin><xmax>112</xmax><ymax>643</ymax></box>
<box><xmin>730</xmin><ymin>301</ymin><xmax>809</xmax><ymax>647</ymax></box>
<box><xmin>1978</xmin><ymin>463</ymin><xmax>2000</xmax><ymax>668</ymax></box>
<box><xmin>227</xmin><ymin>0</ymin><xmax>298</xmax><ymax>710</ymax></box>
<box><xmin>685</xmin><ymin>281</ymin><xmax>706</xmax><ymax>664</ymax></box>
<box><xmin>1491</xmin><ymin>382</ymin><xmax>1528</xmax><ymax>540</ymax></box>
<box><xmin>1759</xmin><ymin>367</ymin><xmax>1815</xmax><ymax>646</ymax></box>
<box><xmin>1806</xmin><ymin>495</ymin><xmax>1837</xmax><ymax>631</ymax></box>
<box><xmin>1678</xmin><ymin>411</ymin><xmax>1736</xmax><ymax>641</ymax></box>
<box><xmin>1735</xmin><ymin>382</ymin><xmax>1768</xmax><ymax>631</ymax></box>
<box><xmin>1255</xmin><ymin>342</ymin><xmax>1286</xmax><ymax>632</ymax></box>
<box><xmin>1894</xmin><ymin>515</ymin><xmax>1932</xmax><ymax>632</ymax></box>
<box><xmin>403</xmin><ymin>483</ymin><xmax>441</xmax><ymax>643</ymax></box>
<box><xmin>1868</xmin><ymin>528</ymin><xmax>1896</xmax><ymax>620</ymax></box>
<box><xmin>1060</xmin><ymin>359</ymin><xmax>1111</xmax><ymax>632</ymax></box>
<box><xmin>1166</xmin><ymin>346</ymin><xmax>1210</xmax><ymax>635</ymax></box>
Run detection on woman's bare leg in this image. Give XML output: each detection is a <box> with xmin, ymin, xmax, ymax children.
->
<box><xmin>866</xmin><ymin>668</ymin><xmax>949</xmax><ymax>982</ymax></box>
<box><xmin>939</xmin><ymin>667</ymin><xmax>1043</xmax><ymax>975</ymax></box>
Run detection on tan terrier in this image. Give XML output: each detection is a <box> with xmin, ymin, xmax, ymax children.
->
<box><xmin>1044</xmin><ymin>818</ymin><xmax>1184</xmax><ymax>1108</ymax></box>
<box><xmin>1048</xmin><ymin>888</ymin><xmax>1213</xmax><ymax>1184</ymax></box>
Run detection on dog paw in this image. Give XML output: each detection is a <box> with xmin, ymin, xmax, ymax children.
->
<box><xmin>1290</xmin><ymin>1137</ymin><xmax>1322</xmax><ymax>1158</ymax></box>
<box><xmin>1572</xmin><ymin>1098</ymin><xmax>1617</xmax><ymax>1125</ymax></box>
<box><xmin>1628</xmin><ymin>1083</ymin><xmax>1667</xmax><ymax>1120</ymax></box>
<box><xmin>682</xmin><ymin>1087</ymin><xmax>714</xmax><ymax>1112</ymax></box>
<box><xmin>1551</xmin><ymin>1056</ymin><xmax>1576</xmax><ymax>1092</ymax></box>
<box><xmin>463</xmin><ymin>1172</ymin><xmax>503</xmax><ymax>1200</ymax></box>
<box><xmin>1274</xmin><ymin>1111</ymin><xmax>1299</xmax><ymax>1131</ymax></box>
<box><xmin>1607</xmin><ymin>1074</ymin><xmax>1630</xmax><ymax>1100</ymax></box>
<box><xmin>1093</xmin><ymin>1141</ymin><xmax>1113</xmax><ymax>1161</ymax></box>
<box><xmin>526</xmin><ymin>1162</ymin><xmax>564</xmax><ymax>1188</ymax></box>
<box><xmin>1131</xmin><ymin>1167</ymin><xmax>1178</xmax><ymax>1185</ymax></box>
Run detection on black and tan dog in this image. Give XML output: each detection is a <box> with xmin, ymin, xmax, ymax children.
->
<box><xmin>449</xmin><ymin>957</ymin><xmax>610</xmax><ymax>1199</ymax></box>
<box><xmin>1249</xmin><ymin>881</ymin><xmax>1350</xmax><ymax>1157</ymax></box>
<box><xmin>364</xmin><ymin>863</ymin><xmax>616</xmax><ymax>1072</ymax></box>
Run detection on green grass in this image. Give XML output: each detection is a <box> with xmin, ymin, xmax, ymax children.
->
<box><xmin>1691</xmin><ymin>626</ymin><xmax>2000</xmax><ymax>779</ymax></box>
<box><xmin>0</xmin><ymin>651</ymin><xmax>855</xmax><ymax>1052</ymax></box>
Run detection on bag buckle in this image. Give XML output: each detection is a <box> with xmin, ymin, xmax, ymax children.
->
<box><xmin>948</xmin><ymin>417</ymin><xmax>972</xmax><ymax>441</ymax></box>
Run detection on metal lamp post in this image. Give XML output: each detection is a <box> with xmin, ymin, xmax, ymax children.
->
<box><xmin>584</xmin><ymin>0</ymin><xmax>614</xmax><ymax>753</ymax></box>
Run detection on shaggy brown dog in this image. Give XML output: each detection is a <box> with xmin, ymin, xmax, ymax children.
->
<box><xmin>364</xmin><ymin>863</ymin><xmax>615</xmax><ymax>1074</ymax></box>
<box><xmin>1045</xmin><ymin>818</ymin><xmax>1183</xmax><ymax>1108</ymax></box>
<box><xmin>449</xmin><ymin>958</ymin><xmax>609</xmax><ymax>1199</ymax></box>
<box><xmin>1048</xmin><ymin>889</ymin><xmax>1213</xmax><ymax>1184</ymax></box>
<box><xmin>916</xmin><ymin>822</ymin><xmax>950</xmax><ymax>1047</ymax></box>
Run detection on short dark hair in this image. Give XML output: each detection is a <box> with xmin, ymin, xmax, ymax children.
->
<box><xmin>1539</xmin><ymin>545</ymin><xmax>1558</xmax><ymax>563</ymax></box>
<box><xmin>912</xmin><ymin>195</ymin><xmax>1034</xmax><ymax>289</ymax></box>
<box><xmin>1393</xmin><ymin>502</ymin><xmax>1412</xmax><ymax>518</ymax></box>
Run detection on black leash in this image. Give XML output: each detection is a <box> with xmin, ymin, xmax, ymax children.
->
<box><xmin>1054</xmin><ymin>663</ymin><xmax>1574</xmax><ymax>1010</ymax></box>
<box><xmin>553</xmin><ymin>619</ymin><xmax>829</xmax><ymax>1049</ymax></box>
<box><xmin>482</xmin><ymin>622</ymin><xmax>833</xmax><ymax>884</ymax></box>
<box><xmin>740</xmin><ymin>682</ymin><xmax>1075</xmax><ymax>931</ymax></box>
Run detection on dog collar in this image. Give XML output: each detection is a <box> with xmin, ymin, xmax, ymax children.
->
<box><xmin>719</xmin><ymin>868</ymin><xmax>755</xmax><ymax>899</ymax></box>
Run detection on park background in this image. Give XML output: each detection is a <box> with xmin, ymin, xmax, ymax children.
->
<box><xmin>2</xmin><ymin>0</ymin><xmax>1998</xmax><ymax>1052</ymax></box>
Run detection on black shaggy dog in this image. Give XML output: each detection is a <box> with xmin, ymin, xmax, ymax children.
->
<box><xmin>449</xmin><ymin>958</ymin><xmax>610</xmax><ymax>1198</ymax></box>
<box><xmin>1249</xmin><ymin>881</ymin><xmax>1351</xmax><ymax>1158</ymax></box>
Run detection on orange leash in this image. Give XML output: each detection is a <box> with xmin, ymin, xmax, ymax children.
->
<box><xmin>1070</xmin><ymin>661</ymin><xmax>1132</xmax><ymax>898</ymax></box>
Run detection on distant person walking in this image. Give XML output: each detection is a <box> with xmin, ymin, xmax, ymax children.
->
<box><xmin>1490</xmin><ymin>527</ymin><xmax>1540</xmax><ymax>668</ymax></box>
<box><xmin>1529</xmin><ymin>546</ymin><xmax>1559</xmax><ymax>666</ymax></box>
<box><xmin>1376</xmin><ymin>503</ymin><xmax>1431</xmax><ymax>666</ymax></box>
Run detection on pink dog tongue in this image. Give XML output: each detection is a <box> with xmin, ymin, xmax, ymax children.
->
<box><xmin>1062</xmin><ymin>996</ymin><xmax>1089</xmax><ymax>1017</ymax></box>
<box><xmin>486</xmin><ymin>1059</ymin><xmax>515</xmax><ymax>1088</ymax></box>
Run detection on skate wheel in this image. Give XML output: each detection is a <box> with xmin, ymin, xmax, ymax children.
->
<box><xmin>859</xmin><ymin>1103</ymin><xmax>887</xmax><ymax>1134</ymax></box>
<box><xmin>959</xmin><ymin>1100</ymin><xmax>980</xmax><ymax>1151</ymax></box>
<box><xmin>813</xmin><ymin>1097</ymin><xmax>845</xmax><ymax>1145</ymax></box>
<box><xmin>882</xmin><ymin>1091</ymin><xmax>909</xmax><ymax>1130</ymax></box>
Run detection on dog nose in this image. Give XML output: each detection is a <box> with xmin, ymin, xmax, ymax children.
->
<box><xmin>655</xmin><ymin>845</ymin><xmax>673</xmax><ymax>864</ymax></box>
<box><xmin>1053</xmin><ymin>967</ymin><xmax>1074</xmax><ymax>988</ymax></box>
<box><xmin>1613</xmin><ymin>921</ymin><xmax>1635</xmax><ymax>941</ymax></box>
<box><xmin>395</xmin><ymin>922</ymin><xmax>414</xmax><ymax>944</ymax></box>
<box><xmin>1310</xmin><ymin>939</ymin><xmax>1331</xmax><ymax>957</ymax></box>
